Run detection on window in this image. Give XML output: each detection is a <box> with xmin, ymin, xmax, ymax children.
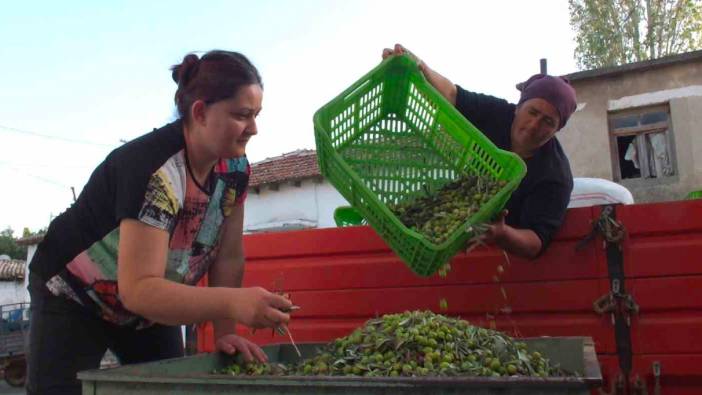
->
<box><xmin>609</xmin><ymin>105</ymin><xmax>675</xmax><ymax>181</ymax></box>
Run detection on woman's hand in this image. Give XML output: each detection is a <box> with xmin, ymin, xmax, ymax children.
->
<box><xmin>481</xmin><ymin>210</ymin><xmax>509</xmax><ymax>245</ymax></box>
<box><xmin>216</xmin><ymin>334</ymin><xmax>268</xmax><ymax>363</ymax></box>
<box><xmin>465</xmin><ymin>210</ymin><xmax>543</xmax><ymax>259</ymax></box>
<box><xmin>230</xmin><ymin>287</ymin><xmax>293</xmax><ymax>329</ymax></box>
<box><xmin>465</xmin><ymin>210</ymin><xmax>509</xmax><ymax>254</ymax></box>
<box><xmin>381</xmin><ymin>43</ymin><xmax>457</xmax><ymax>105</ymax></box>
<box><xmin>382</xmin><ymin>43</ymin><xmax>427</xmax><ymax>74</ymax></box>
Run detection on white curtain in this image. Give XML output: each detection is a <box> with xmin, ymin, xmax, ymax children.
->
<box><xmin>623</xmin><ymin>131</ymin><xmax>674</xmax><ymax>177</ymax></box>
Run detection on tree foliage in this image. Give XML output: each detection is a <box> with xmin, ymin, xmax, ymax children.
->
<box><xmin>0</xmin><ymin>228</ymin><xmax>26</xmax><ymax>260</ymax></box>
<box><xmin>570</xmin><ymin>0</ymin><xmax>702</xmax><ymax>69</ymax></box>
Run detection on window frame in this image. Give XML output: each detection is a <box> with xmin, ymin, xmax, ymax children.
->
<box><xmin>608</xmin><ymin>104</ymin><xmax>676</xmax><ymax>182</ymax></box>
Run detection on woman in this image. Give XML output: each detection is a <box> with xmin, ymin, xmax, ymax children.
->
<box><xmin>383</xmin><ymin>44</ymin><xmax>577</xmax><ymax>259</ymax></box>
<box><xmin>27</xmin><ymin>50</ymin><xmax>292</xmax><ymax>395</ymax></box>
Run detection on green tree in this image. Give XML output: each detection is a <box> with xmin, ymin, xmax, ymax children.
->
<box><xmin>569</xmin><ymin>0</ymin><xmax>702</xmax><ymax>69</ymax></box>
<box><xmin>0</xmin><ymin>227</ymin><xmax>27</xmax><ymax>260</ymax></box>
<box><xmin>23</xmin><ymin>226</ymin><xmax>47</xmax><ymax>238</ymax></box>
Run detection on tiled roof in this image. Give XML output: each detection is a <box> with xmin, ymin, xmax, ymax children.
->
<box><xmin>249</xmin><ymin>149</ymin><xmax>321</xmax><ymax>188</ymax></box>
<box><xmin>16</xmin><ymin>234</ymin><xmax>44</xmax><ymax>246</ymax></box>
<box><xmin>0</xmin><ymin>260</ymin><xmax>25</xmax><ymax>281</ymax></box>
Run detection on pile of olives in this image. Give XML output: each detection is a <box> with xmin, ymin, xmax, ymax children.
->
<box><xmin>218</xmin><ymin>361</ymin><xmax>286</xmax><ymax>376</ymax></box>
<box><xmin>388</xmin><ymin>175</ymin><xmax>505</xmax><ymax>244</ymax></box>
<box><xmin>218</xmin><ymin>310</ymin><xmax>572</xmax><ymax>378</ymax></box>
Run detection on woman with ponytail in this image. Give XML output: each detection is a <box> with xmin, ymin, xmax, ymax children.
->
<box><xmin>26</xmin><ymin>50</ymin><xmax>290</xmax><ymax>395</ymax></box>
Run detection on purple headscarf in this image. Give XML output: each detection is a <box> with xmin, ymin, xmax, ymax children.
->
<box><xmin>516</xmin><ymin>74</ymin><xmax>577</xmax><ymax>130</ymax></box>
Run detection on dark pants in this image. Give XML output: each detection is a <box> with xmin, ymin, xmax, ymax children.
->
<box><xmin>26</xmin><ymin>273</ymin><xmax>184</xmax><ymax>395</ymax></box>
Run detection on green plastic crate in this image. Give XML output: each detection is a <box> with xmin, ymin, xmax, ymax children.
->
<box><xmin>313</xmin><ymin>55</ymin><xmax>526</xmax><ymax>276</ymax></box>
<box><xmin>686</xmin><ymin>189</ymin><xmax>702</xmax><ymax>200</ymax></box>
<box><xmin>333</xmin><ymin>206</ymin><xmax>367</xmax><ymax>227</ymax></box>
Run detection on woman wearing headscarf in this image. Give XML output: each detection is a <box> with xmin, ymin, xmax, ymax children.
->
<box><xmin>383</xmin><ymin>44</ymin><xmax>577</xmax><ymax>259</ymax></box>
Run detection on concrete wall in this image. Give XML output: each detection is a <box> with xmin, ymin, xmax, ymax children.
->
<box><xmin>0</xmin><ymin>281</ymin><xmax>27</xmax><ymax>306</ymax></box>
<box><xmin>244</xmin><ymin>179</ymin><xmax>349</xmax><ymax>232</ymax></box>
<box><xmin>0</xmin><ymin>246</ymin><xmax>35</xmax><ymax>306</ymax></box>
<box><xmin>559</xmin><ymin>61</ymin><xmax>702</xmax><ymax>203</ymax></box>
<box><xmin>24</xmin><ymin>245</ymin><xmax>36</xmax><ymax>296</ymax></box>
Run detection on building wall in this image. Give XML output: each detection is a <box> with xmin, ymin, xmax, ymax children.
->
<box><xmin>0</xmin><ymin>281</ymin><xmax>27</xmax><ymax>306</ymax></box>
<box><xmin>24</xmin><ymin>244</ymin><xmax>36</xmax><ymax>296</ymax></box>
<box><xmin>244</xmin><ymin>179</ymin><xmax>349</xmax><ymax>232</ymax></box>
<box><xmin>13</xmin><ymin>245</ymin><xmax>35</xmax><ymax>309</ymax></box>
<box><xmin>631</xmin><ymin>95</ymin><xmax>702</xmax><ymax>203</ymax></box>
<box><xmin>0</xmin><ymin>250</ymin><xmax>33</xmax><ymax>306</ymax></box>
<box><xmin>559</xmin><ymin>61</ymin><xmax>702</xmax><ymax>203</ymax></box>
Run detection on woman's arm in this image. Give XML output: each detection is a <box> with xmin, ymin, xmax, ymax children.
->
<box><xmin>117</xmin><ymin>218</ymin><xmax>291</xmax><ymax>328</ymax></box>
<box><xmin>488</xmin><ymin>224</ymin><xmax>543</xmax><ymax>259</ymax></box>
<box><xmin>209</xmin><ymin>203</ymin><xmax>246</xmax><ymax>340</ymax></box>
<box><xmin>208</xmin><ymin>203</ymin><xmax>270</xmax><ymax>362</ymax></box>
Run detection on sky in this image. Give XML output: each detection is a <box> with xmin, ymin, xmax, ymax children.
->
<box><xmin>0</xmin><ymin>0</ymin><xmax>578</xmax><ymax>234</ymax></box>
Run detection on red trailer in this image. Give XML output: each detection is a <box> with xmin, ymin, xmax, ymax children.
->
<box><xmin>197</xmin><ymin>200</ymin><xmax>702</xmax><ymax>395</ymax></box>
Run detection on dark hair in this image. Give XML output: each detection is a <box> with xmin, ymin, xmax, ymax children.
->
<box><xmin>171</xmin><ymin>50</ymin><xmax>262</xmax><ymax>123</ymax></box>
